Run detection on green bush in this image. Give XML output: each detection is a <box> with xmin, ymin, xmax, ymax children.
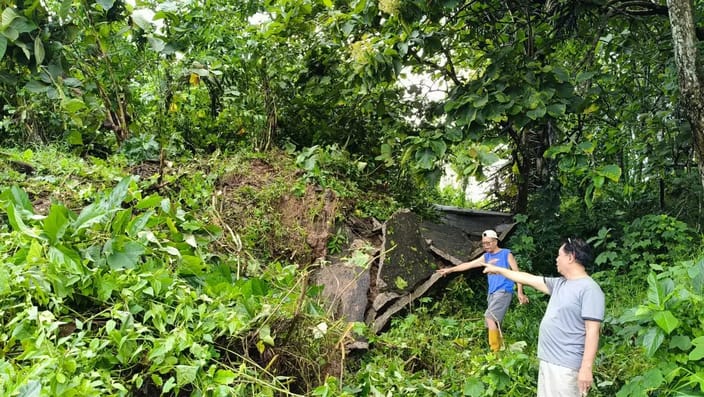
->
<box><xmin>0</xmin><ymin>175</ymin><xmax>342</xmax><ymax>396</ymax></box>
<box><xmin>340</xmin><ymin>299</ymin><xmax>538</xmax><ymax>396</ymax></box>
<box><xmin>609</xmin><ymin>256</ymin><xmax>704</xmax><ymax>395</ymax></box>
<box><xmin>590</xmin><ymin>214</ymin><xmax>698</xmax><ymax>275</ymax></box>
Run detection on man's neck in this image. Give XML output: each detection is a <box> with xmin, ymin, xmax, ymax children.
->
<box><xmin>563</xmin><ymin>267</ymin><xmax>588</xmax><ymax>280</ymax></box>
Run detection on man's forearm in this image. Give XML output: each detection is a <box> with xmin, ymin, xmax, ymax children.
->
<box><xmin>578</xmin><ymin>320</ymin><xmax>601</xmax><ymax>393</ymax></box>
<box><xmin>439</xmin><ymin>257</ymin><xmax>485</xmax><ymax>274</ymax></box>
<box><xmin>484</xmin><ymin>265</ymin><xmax>548</xmax><ymax>294</ymax></box>
<box><xmin>581</xmin><ymin>320</ymin><xmax>601</xmax><ymax>370</ymax></box>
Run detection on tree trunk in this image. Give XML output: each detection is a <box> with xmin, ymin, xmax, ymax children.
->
<box><xmin>509</xmin><ymin>124</ymin><xmax>553</xmax><ymax>214</ymax></box>
<box><xmin>666</xmin><ymin>0</ymin><xmax>704</xmax><ymax>187</ymax></box>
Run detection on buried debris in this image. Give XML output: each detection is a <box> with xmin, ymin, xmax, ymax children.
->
<box><xmin>312</xmin><ymin>205</ymin><xmax>515</xmax><ymax>348</ymax></box>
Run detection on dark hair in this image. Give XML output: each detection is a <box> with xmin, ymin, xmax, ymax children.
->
<box><xmin>563</xmin><ymin>237</ymin><xmax>593</xmax><ymax>268</ymax></box>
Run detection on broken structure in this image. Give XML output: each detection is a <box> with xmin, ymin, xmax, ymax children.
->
<box><xmin>312</xmin><ymin>205</ymin><xmax>515</xmax><ymax>347</ymax></box>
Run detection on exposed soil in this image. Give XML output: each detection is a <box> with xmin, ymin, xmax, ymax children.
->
<box><xmin>215</xmin><ymin>152</ymin><xmax>340</xmax><ymax>266</ymax></box>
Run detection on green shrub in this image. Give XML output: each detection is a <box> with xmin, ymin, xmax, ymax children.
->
<box><xmin>341</xmin><ymin>299</ymin><xmax>538</xmax><ymax>396</ymax></box>
<box><xmin>0</xmin><ymin>175</ymin><xmax>343</xmax><ymax>396</ymax></box>
<box><xmin>610</xmin><ymin>256</ymin><xmax>704</xmax><ymax>396</ymax></box>
<box><xmin>590</xmin><ymin>214</ymin><xmax>698</xmax><ymax>275</ymax></box>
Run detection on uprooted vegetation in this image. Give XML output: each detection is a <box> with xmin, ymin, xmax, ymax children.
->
<box><xmin>0</xmin><ymin>147</ymin><xmax>384</xmax><ymax>395</ymax></box>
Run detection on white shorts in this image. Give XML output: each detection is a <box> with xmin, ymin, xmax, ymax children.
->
<box><xmin>538</xmin><ymin>360</ymin><xmax>580</xmax><ymax>397</ymax></box>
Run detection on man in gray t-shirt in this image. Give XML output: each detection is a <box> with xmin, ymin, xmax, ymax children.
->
<box><xmin>483</xmin><ymin>237</ymin><xmax>605</xmax><ymax>397</ymax></box>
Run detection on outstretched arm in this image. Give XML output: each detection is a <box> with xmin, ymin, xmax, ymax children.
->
<box><xmin>508</xmin><ymin>253</ymin><xmax>529</xmax><ymax>304</ymax></box>
<box><xmin>483</xmin><ymin>264</ymin><xmax>549</xmax><ymax>294</ymax></box>
<box><xmin>437</xmin><ymin>256</ymin><xmax>488</xmax><ymax>276</ymax></box>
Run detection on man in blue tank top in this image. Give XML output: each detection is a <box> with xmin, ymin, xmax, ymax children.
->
<box><xmin>483</xmin><ymin>237</ymin><xmax>605</xmax><ymax>397</ymax></box>
<box><xmin>437</xmin><ymin>229</ymin><xmax>528</xmax><ymax>352</ymax></box>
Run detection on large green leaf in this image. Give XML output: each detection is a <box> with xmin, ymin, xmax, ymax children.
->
<box><xmin>546</xmin><ymin>103</ymin><xmax>566</xmax><ymax>117</ymax></box>
<box><xmin>24</xmin><ymin>79</ymin><xmax>48</xmax><ymax>93</ymax></box>
<box><xmin>472</xmin><ymin>93</ymin><xmax>488</xmax><ymax>107</ymax></box>
<box><xmin>551</xmin><ymin>66</ymin><xmax>569</xmax><ymax>82</ymax></box>
<box><xmin>0</xmin><ymin>35</ymin><xmax>6</xmax><ymax>59</ymax></box>
<box><xmin>213</xmin><ymin>369</ymin><xmax>236</xmax><ymax>385</ymax></box>
<box><xmin>596</xmin><ymin>164</ymin><xmax>622</xmax><ymax>182</ymax></box>
<box><xmin>415</xmin><ymin>147</ymin><xmax>436</xmax><ymax>170</ymax></box>
<box><xmin>242</xmin><ymin>278</ymin><xmax>269</xmax><ymax>296</ymax></box>
<box><xmin>48</xmin><ymin>245</ymin><xmax>84</xmax><ymax>298</ymax></box>
<box><xmin>179</xmin><ymin>255</ymin><xmax>206</xmax><ymax>275</ymax></box>
<box><xmin>33</xmin><ymin>35</ymin><xmax>44</xmax><ymax>66</ymax></box>
<box><xmin>3</xmin><ymin>185</ymin><xmax>33</xmax><ymax>212</ymax></box>
<box><xmin>670</xmin><ymin>335</ymin><xmax>691</xmax><ymax>351</ymax></box>
<box><xmin>543</xmin><ymin>144</ymin><xmax>572</xmax><ymax>159</ymax></box>
<box><xmin>1</xmin><ymin>26</ymin><xmax>19</xmax><ymax>41</ymax></box>
<box><xmin>131</xmin><ymin>11</ymin><xmax>153</xmax><ymax>30</ymax></box>
<box><xmin>686</xmin><ymin>371</ymin><xmax>704</xmax><ymax>393</ymax></box>
<box><xmin>428</xmin><ymin>139</ymin><xmax>447</xmax><ymax>157</ymax></box>
<box><xmin>688</xmin><ymin>259</ymin><xmax>704</xmax><ymax>294</ymax></box>
<box><xmin>72</xmin><ymin>201</ymin><xmax>107</xmax><ymax>233</ymax></box>
<box><xmin>61</xmin><ymin>98</ymin><xmax>86</xmax><ymax>113</ymax></box>
<box><xmin>526</xmin><ymin>105</ymin><xmax>546</xmax><ymax>120</ymax></box>
<box><xmin>72</xmin><ymin>177</ymin><xmax>132</xmax><ymax>233</ymax></box>
<box><xmin>576</xmin><ymin>71</ymin><xmax>595</xmax><ymax>83</ymax></box>
<box><xmin>5</xmin><ymin>203</ymin><xmax>39</xmax><ymax>238</ymax></box>
<box><xmin>456</xmin><ymin>105</ymin><xmax>477</xmax><ymax>126</ymax></box>
<box><xmin>647</xmin><ymin>272</ymin><xmax>664</xmax><ymax>308</ymax></box>
<box><xmin>653</xmin><ymin>310</ymin><xmax>679</xmax><ymax>335</ymax></box>
<box><xmin>689</xmin><ymin>336</ymin><xmax>704</xmax><ymax>361</ymax></box>
<box><xmin>639</xmin><ymin>369</ymin><xmax>665</xmax><ymax>391</ymax></box>
<box><xmin>1</xmin><ymin>7</ymin><xmax>19</xmax><ymax>27</ymax></box>
<box><xmin>127</xmin><ymin>210</ymin><xmax>154</xmax><ymax>237</ymax></box>
<box><xmin>106</xmin><ymin>240</ymin><xmax>145</xmax><ymax>270</ymax></box>
<box><xmin>59</xmin><ymin>0</ymin><xmax>72</xmax><ymax>19</ymax></box>
<box><xmin>17</xmin><ymin>380</ymin><xmax>41</xmax><ymax>397</ymax></box>
<box><xmin>463</xmin><ymin>378</ymin><xmax>485</xmax><ymax>396</ymax></box>
<box><xmin>689</xmin><ymin>345</ymin><xmax>704</xmax><ymax>361</ymax></box>
<box><xmin>577</xmin><ymin>141</ymin><xmax>595</xmax><ymax>154</ymax></box>
<box><xmin>111</xmin><ymin>208</ymin><xmax>132</xmax><ymax>235</ymax></box>
<box><xmin>136</xmin><ymin>194</ymin><xmax>164</xmax><ymax>209</ymax></box>
<box><xmin>43</xmin><ymin>204</ymin><xmax>70</xmax><ymax>245</ymax></box>
<box><xmin>591</xmin><ymin>174</ymin><xmax>605</xmax><ymax>189</ymax></box>
<box><xmin>642</xmin><ymin>326</ymin><xmax>665</xmax><ymax>357</ymax></box>
<box><xmin>176</xmin><ymin>365</ymin><xmax>199</xmax><ymax>387</ymax></box>
<box><xmin>48</xmin><ymin>245</ymin><xmax>83</xmax><ymax>273</ymax></box>
<box><xmin>9</xmin><ymin>16</ymin><xmax>37</xmax><ymax>34</ymax></box>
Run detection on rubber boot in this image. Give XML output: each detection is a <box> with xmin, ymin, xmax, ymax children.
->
<box><xmin>488</xmin><ymin>329</ymin><xmax>501</xmax><ymax>352</ymax></box>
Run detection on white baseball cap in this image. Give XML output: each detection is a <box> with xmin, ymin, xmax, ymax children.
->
<box><xmin>482</xmin><ymin>230</ymin><xmax>498</xmax><ymax>239</ymax></box>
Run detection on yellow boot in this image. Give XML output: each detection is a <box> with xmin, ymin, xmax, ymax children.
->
<box><xmin>488</xmin><ymin>329</ymin><xmax>501</xmax><ymax>352</ymax></box>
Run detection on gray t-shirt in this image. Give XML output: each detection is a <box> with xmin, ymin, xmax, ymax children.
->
<box><xmin>538</xmin><ymin>276</ymin><xmax>605</xmax><ymax>370</ymax></box>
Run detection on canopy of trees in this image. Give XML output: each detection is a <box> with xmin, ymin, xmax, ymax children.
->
<box><xmin>1</xmin><ymin>0</ymin><xmax>702</xmax><ymax>221</ymax></box>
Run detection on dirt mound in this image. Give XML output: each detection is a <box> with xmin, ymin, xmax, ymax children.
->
<box><xmin>215</xmin><ymin>153</ymin><xmax>340</xmax><ymax>266</ymax></box>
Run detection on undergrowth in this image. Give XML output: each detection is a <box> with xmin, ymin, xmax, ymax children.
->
<box><xmin>2</xmin><ymin>147</ymin><xmax>703</xmax><ymax>396</ymax></box>
<box><xmin>0</xmin><ymin>147</ymin><xmax>366</xmax><ymax>396</ymax></box>
<box><xmin>328</xmin><ymin>217</ymin><xmax>704</xmax><ymax>396</ymax></box>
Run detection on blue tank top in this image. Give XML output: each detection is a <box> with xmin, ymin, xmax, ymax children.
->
<box><xmin>484</xmin><ymin>249</ymin><xmax>515</xmax><ymax>294</ymax></box>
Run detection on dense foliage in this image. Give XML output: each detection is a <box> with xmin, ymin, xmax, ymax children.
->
<box><xmin>3</xmin><ymin>0</ymin><xmax>702</xmax><ymax>220</ymax></box>
<box><xmin>3</xmin><ymin>0</ymin><xmax>704</xmax><ymax>395</ymax></box>
<box><xmin>0</xmin><ymin>151</ymin><xmax>328</xmax><ymax>396</ymax></box>
<box><xmin>0</xmin><ymin>146</ymin><xmax>702</xmax><ymax>396</ymax></box>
